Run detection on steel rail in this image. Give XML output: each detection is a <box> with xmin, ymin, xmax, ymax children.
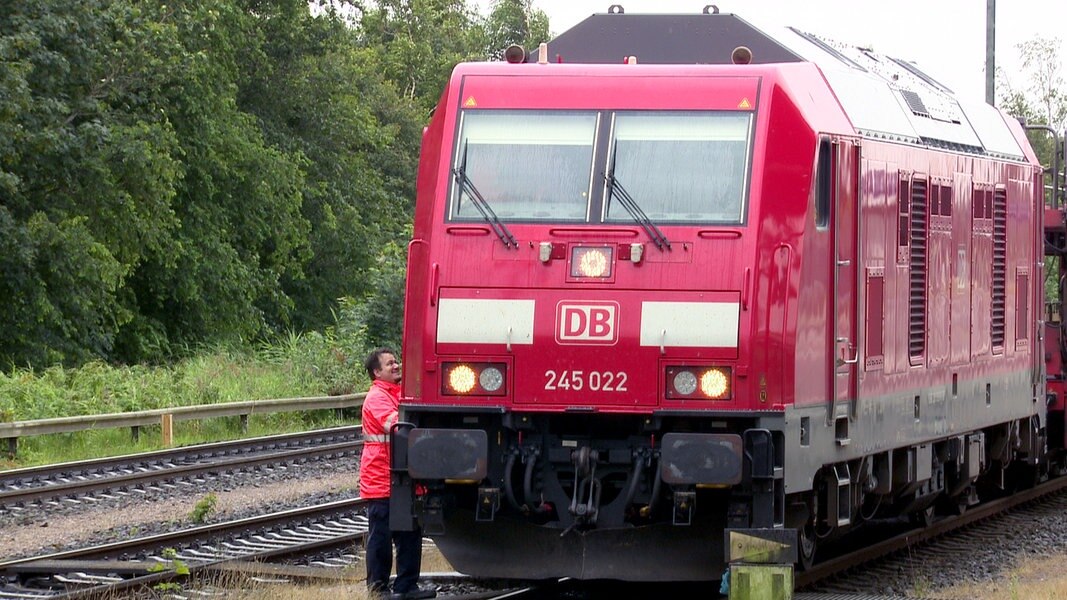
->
<box><xmin>0</xmin><ymin>425</ymin><xmax>360</xmax><ymax>489</ymax></box>
<box><xmin>0</xmin><ymin>439</ymin><xmax>362</xmax><ymax>509</ymax></box>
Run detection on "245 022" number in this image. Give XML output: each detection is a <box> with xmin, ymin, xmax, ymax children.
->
<box><xmin>544</xmin><ymin>370</ymin><xmax>628</xmax><ymax>392</ymax></box>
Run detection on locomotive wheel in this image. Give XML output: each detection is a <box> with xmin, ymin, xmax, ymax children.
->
<box><xmin>909</xmin><ymin>505</ymin><xmax>935</xmax><ymax>527</ymax></box>
<box><xmin>937</xmin><ymin>488</ymin><xmax>974</xmax><ymax>516</ymax></box>
<box><xmin>796</xmin><ymin>522</ymin><xmax>818</xmax><ymax>571</ymax></box>
<box><xmin>949</xmin><ymin>496</ymin><xmax>968</xmax><ymax>516</ymax></box>
<box><xmin>785</xmin><ymin>498</ymin><xmax>817</xmax><ymax>570</ymax></box>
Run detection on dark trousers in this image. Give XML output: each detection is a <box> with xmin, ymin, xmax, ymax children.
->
<box><xmin>366</xmin><ymin>498</ymin><xmax>424</xmax><ymax>594</ymax></box>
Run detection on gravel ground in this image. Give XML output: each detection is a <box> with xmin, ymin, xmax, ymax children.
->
<box><xmin>0</xmin><ymin>455</ymin><xmax>362</xmax><ymax>561</ymax></box>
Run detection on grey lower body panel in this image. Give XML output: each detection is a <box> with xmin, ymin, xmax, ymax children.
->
<box><xmin>431</xmin><ymin>508</ymin><xmax>729</xmax><ymax>582</ymax></box>
<box><xmin>775</xmin><ymin>370</ymin><xmax>1040</xmax><ymax>493</ymax></box>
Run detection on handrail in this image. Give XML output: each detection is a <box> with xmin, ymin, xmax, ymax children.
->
<box><xmin>0</xmin><ymin>393</ymin><xmax>367</xmax><ymax>457</ymax></box>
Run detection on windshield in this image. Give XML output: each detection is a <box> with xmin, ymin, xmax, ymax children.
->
<box><xmin>451</xmin><ymin>111</ymin><xmax>597</xmax><ymax>222</ymax></box>
<box><xmin>605</xmin><ymin>112</ymin><xmax>752</xmax><ymax>223</ymax></box>
<box><xmin>449</xmin><ymin>110</ymin><xmax>753</xmax><ymax>225</ymax></box>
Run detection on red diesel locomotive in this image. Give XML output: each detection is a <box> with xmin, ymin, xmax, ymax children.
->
<box><xmin>389</xmin><ymin>7</ymin><xmax>1067</xmax><ymax>582</ymax></box>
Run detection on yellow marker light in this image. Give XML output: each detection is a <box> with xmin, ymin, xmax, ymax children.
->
<box><xmin>448</xmin><ymin>365</ymin><xmax>477</xmax><ymax>394</ymax></box>
<box><xmin>570</xmin><ymin>246</ymin><xmax>613</xmax><ymax>279</ymax></box>
<box><xmin>700</xmin><ymin>368</ymin><xmax>730</xmax><ymax>399</ymax></box>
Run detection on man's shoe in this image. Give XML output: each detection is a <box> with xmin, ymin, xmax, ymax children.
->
<box><xmin>389</xmin><ymin>584</ymin><xmax>438</xmax><ymax>600</ymax></box>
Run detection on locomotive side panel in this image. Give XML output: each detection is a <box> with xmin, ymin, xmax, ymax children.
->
<box><xmin>950</xmin><ymin>171</ymin><xmax>975</xmax><ymax>366</ymax></box>
<box><xmin>750</xmin><ymin>82</ymin><xmax>823</xmax><ymax>412</ymax></box>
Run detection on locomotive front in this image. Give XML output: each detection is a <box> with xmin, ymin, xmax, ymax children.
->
<box><xmin>386</xmin><ymin>47</ymin><xmax>837</xmax><ymax>580</ymax></box>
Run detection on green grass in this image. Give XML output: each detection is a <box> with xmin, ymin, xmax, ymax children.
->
<box><xmin>0</xmin><ymin>325</ymin><xmax>374</xmax><ymax>470</ymax></box>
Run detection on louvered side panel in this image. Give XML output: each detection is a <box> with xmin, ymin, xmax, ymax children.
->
<box><xmin>991</xmin><ymin>188</ymin><xmax>1007</xmax><ymax>351</ymax></box>
<box><xmin>909</xmin><ymin>179</ymin><xmax>929</xmax><ymax>362</ymax></box>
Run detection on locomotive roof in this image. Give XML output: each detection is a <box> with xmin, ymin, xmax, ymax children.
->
<box><xmin>531</xmin><ymin>7</ymin><xmax>1026</xmax><ymax>161</ymax></box>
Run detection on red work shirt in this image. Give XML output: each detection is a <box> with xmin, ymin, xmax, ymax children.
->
<box><xmin>359</xmin><ymin>379</ymin><xmax>400</xmax><ymax>499</ymax></box>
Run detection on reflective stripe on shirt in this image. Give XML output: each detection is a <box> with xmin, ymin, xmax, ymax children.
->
<box><xmin>364</xmin><ymin>433</ymin><xmax>389</xmax><ymax>443</ymax></box>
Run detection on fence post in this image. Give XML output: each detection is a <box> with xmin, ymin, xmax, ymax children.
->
<box><xmin>5</xmin><ymin>438</ymin><xmax>16</xmax><ymax>459</ymax></box>
<box><xmin>131</xmin><ymin>426</ymin><xmax>140</xmax><ymax>443</ymax></box>
<box><xmin>161</xmin><ymin>414</ymin><xmax>174</xmax><ymax>447</ymax></box>
<box><xmin>240</xmin><ymin>414</ymin><xmax>248</xmax><ymax>434</ymax></box>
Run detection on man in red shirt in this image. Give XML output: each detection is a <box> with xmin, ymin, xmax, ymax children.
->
<box><xmin>361</xmin><ymin>347</ymin><xmax>436</xmax><ymax>600</ymax></box>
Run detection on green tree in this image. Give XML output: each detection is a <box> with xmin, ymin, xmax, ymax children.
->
<box><xmin>114</xmin><ymin>0</ymin><xmax>311</xmax><ymax>361</ymax></box>
<box><xmin>481</xmin><ymin>0</ymin><xmax>550</xmax><ymax>60</ymax></box>
<box><xmin>0</xmin><ymin>0</ymin><xmax>487</xmax><ymax>369</ymax></box>
<box><xmin>997</xmin><ymin>36</ymin><xmax>1067</xmax><ymax>208</ymax></box>
<box><xmin>356</xmin><ymin>0</ymin><xmax>484</xmax><ymax>115</ymax></box>
<box><xmin>0</xmin><ymin>0</ymin><xmax>184</xmax><ymax>366</ymax></box>
<box><xmin>1017</xmin><ymin>36</ymin><xmax>1067</xmax><ymax>132</ymax></box>
<box><xmin>231</xmin><ymin>0</ymin><xmax>421</xmax><ymax>333</ymax></box>
<box><xmin>0</xmin><ymin>0</ymin><xmax>317</xmax><ymax>366</ymax></box>
<box><xmin>997</xmin><ymin>37</ymin><xmax>1067</xmax><ymax>305</ymax></box>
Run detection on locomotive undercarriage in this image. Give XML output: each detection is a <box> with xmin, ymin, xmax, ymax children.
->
<box><xmin>790</xmin><ymin>414</ymin><xmax>1061</xmax><ymax>566</ymax></box>
<box><xmin>403</xmin><ymin>411</ymin><xmax>772</xmax><ymax>528</ymax></box>
<box><xmin>392</xmin><ymin>410</ymin><xmax>786</xmax><ymax>581</ymax></box>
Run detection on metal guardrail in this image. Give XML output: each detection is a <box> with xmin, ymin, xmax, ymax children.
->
<box><xmin>0</xmin><ymin>393</ymin><xmax>366</xmax><ymax>457</ymax></box>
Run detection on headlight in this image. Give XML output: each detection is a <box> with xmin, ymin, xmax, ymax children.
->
<box><xmin>666</xmin><ymin>366</ymin><xmax>731</xmax><ymax>400</ymax></box>
<box><xmin>699</xmin><ymin>369</ymin><xmax>729</xmax><ymax>398</ymax></box>
<box><xmin>448</xmin><ymin>365</ymin><xmax>477</xmax><ymax>394</ymax></box>
<box><xmin>570</xmin><ymin>245</ymin><xmax>614</xmax><ymax>279</ymax></box>
<box><xmin>443</xmin><ymin>362</ymin><xmax>508</xmax><ymax>396</ymax></box>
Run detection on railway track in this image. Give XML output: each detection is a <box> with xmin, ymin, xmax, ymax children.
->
<box><xmin>0</xmin><ymin>427</ymin><xmax>361</xmax><ymax>514</ymax></box>
<box><xmin>0</xmin><ymin>498</ymin><xmax>371</xmax><ymax>598</ymax></box>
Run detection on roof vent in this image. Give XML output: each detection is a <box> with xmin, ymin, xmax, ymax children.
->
<box><xmin>900</xmin><ymin>89</ymin><xmax>930</xmax><ymax>118</ymax></box>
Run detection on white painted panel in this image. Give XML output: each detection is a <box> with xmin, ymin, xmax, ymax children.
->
<box><xmin>640</xmin><ymin>301</ymin><xmax>739</xmax><ymax>348</ymax></box>
<box><xmin>437</xmin><ymin>298</ymin><xmax>535</xmax><ymax>345</ymax></box>
<box><xmin>963</xmin><ymin>99</ymin><xmax>1026</xmax><ymax>159</ymax></box>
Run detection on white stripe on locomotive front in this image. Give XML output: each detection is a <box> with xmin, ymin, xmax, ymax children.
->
<box><xmin>639</xmin><ymin>301</ymin><xmax>740</xmax><ymax>348</ymax></box>
<box><xmin>437</xmin><ymin>298</ymin><xmax>739</xmax><ymax>349</ymax></box>
<box><xmin>437</xmin><ymin>298</ymin><xmax>536</xmax><ymax>345</ymax></box>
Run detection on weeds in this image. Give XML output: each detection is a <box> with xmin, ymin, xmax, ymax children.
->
<box><xmin>148</xmin><ymin>547</ymin><xmax>191</xmax><ymax>593</ymax></box>
<box><xmin>190</xmin><ymin>493</ymin><xmax>218</xmax><ymax>524</ymax></box>
<box><xmin>911</xmin><ymin>576</ymin><xmax>931</xmax><ymax>598</ymax></box>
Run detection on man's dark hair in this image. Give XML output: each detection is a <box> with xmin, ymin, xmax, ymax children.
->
<box><xmin>364</xmin><ymin>347</ymin><xmax>397</xmax><ymax>380</ymax></box>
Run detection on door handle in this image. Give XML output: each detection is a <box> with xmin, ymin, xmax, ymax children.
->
<box><xmin>837</xmin><ymin>343</ymin><xmax>858</xmax><ymax>366</ymax></box>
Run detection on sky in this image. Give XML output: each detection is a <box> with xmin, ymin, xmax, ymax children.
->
<box><xmin>475</xmin><ymin>1</ymin><xmax>1066</xmax><ymax>105</ymax></box>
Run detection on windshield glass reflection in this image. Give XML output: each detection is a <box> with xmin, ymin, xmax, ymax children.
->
<box><xmin>451</xmin><ymin>111</ymin><xmax>596</xmax><ymax>222</ymax></box>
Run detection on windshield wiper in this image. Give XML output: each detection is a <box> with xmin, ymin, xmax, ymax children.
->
<box><xmin>452</xmin><ymin>166</ymin><xmax>518</xmax><ymax>249</ymax></box>
<box><xmin>604</xmin><ymin>171</ymin><xmax>670</xmax><ymax>251</ymax></box>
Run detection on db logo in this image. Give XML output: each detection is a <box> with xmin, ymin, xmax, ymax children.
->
<box><xmin>555</xmin><ymin>302</ymin><xmax>619</xmax><ymax>345</ymax></box>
